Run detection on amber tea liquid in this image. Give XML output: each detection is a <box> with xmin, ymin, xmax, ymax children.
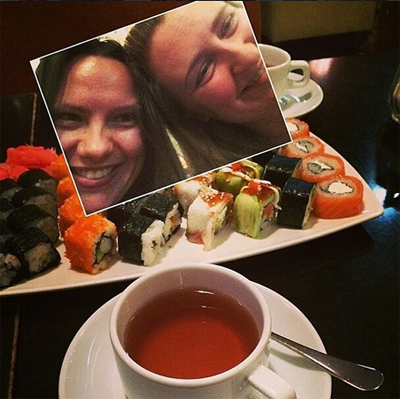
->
<box><xmin>124</xmin><ymin>287</ymin><xmax>259</xmax><ymax>379</ymax></box>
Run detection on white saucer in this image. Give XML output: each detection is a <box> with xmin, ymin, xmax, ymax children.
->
<box><xmin>282</xmin><ymin>73</ymin><xmax>324</xmax><ymax>118</ymax></box>
<box><xmin>59</xmin><ymin>283</ymin><xmax>331</xmax><ymax>399</ymax></box>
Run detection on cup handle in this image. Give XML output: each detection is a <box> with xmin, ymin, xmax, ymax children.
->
<box><xmin>248</xmin><ymin>364</ymin><xmax>297</xmax><ymax>399</ymax></box>
<box><xmin>287</xmin><ymin>60</ymin><xmax>310</xmax><ymax>89</ymax></box>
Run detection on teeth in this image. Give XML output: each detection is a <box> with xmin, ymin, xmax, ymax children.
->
<box><xmin>74</xmin><ymin>167</ymin><xmax>113</xmax><ymax>180</ymax></box>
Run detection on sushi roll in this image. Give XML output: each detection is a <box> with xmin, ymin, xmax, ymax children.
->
<box><xmin>5</xmin><ymin>227</ymin><xmax>61</xmax><ymax>280</ymax></box>
<box><xmin>56</xmin><ymin>176</ymin><xmax>77</xmax><ymax>208</ymax></box>
<box><xmin>1</xmin><ymin>241</ymin><xmax>23</xmax><ymax>287</ymax></box>
<box><xmin>17</xmin><ymin>168</ymin><xmax>58</xmax><ymax>198</ymax></box>
<box><xmin>173</xmin><ymin>173</ymin><xmax>215</xmax><ymax>216</ymax></box>
<box><xmin>139</xmin><ymin>193</ymin><xmax>183</xmax><ymax>242</ymax></box>
<box><xmin>285</xmin><ymin>118</ymin><xmax>310</xmax><ymax>139</ymax></box>
<box><xmin>11</xmin><ymin>186</ymin><xmax>58</xmax><ymax>219</ymax></box>
<box><xmin>0</xmin><ymin>220</ymin><xmax>13</xmax><ymax>244</ymax></box>
<box><xmin>234</xmin><ymin>180</ymin><xmax>281</xmax><ymax>239</ymax></box>
<box><xmin>7</xmin><ymin>204</ymin><xmax>59</xmax><ymax>244</ymax></box>
<box><xmin>107</xmin><ymin>196</ymin><xmax>148</xmax><ymax>231</ymax></box>
<box><xmin>64</xmin><ymin>214</ymin><xmax>117</xmax><ymax>274</ymax></box>
<box><xmin>213</xmin><ymin>160</ymin><xmax>264</xmax><ymax>197</ymax></box>
<box><xmin>58</xmin><ymin>193</ymin><xmax>85</xmax><ymax>237</ymax></box>
<box><xmin>49</xmin><ymin>154</ymin><xmax>70</xmax><ymax>181</ymax></box>
<box><xmin>298</xmin><ymin>153</ymin><xmax>345</xmax><ymax>183</ymax></box>
<box><xmin>0</xmin><ymin>198</ymin><xmax>15</xmax><ymax>223</ymax></box>
<box><xmin>118</xmin><ymin>213</ymin><xmax>165</xmax><ymax>266</ymax></box>
<box><xmin>0</xmin><ymin>178</ymin><xmax>22</xmax><ymax>201</ymax></box>
<box><xmin>278</xmin><ymin>137</ymin><xmax>324</xmax><ymax>159</ymax></box>
<box><xmin>277</xmin><ymin>177</ymin><xmax>316</xmax><ymax>229</ymax></box>
<box><xmin>314</xmin><ymin>175</ymin><xmax>364</xmax><ymax>219</ymax></box>
<box><xmin>186</xmin><ymin>186</ymin><xmax>234</xmax><ymax>251</ymax></box>
<box><xmin>263</xmin><ymin>154</ymin><xmax>302</xmax><ymax>189</ymax></box>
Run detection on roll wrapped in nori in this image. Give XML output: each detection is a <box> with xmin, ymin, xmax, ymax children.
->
<box><xmin>118</xmin><ymin>213</ymin><xmax>165</xmax><ymax>266</ymax></box>
<box><xmin>277</xmin><ymin>177</ymin><xmax>316</xmax><ymax>228</ymax></box>
<box><xmin>263</xmin><ymin>154</ymin><xmax>302</xmax><ymax>189</ymax></box>
<box><xmin>0</xmin><ymin>241</ymin><xmax>23</xmax><ymax>288</ymax></box>
<box><xmin>17</xmin><ymin>168</ymin><xmax>58</xmax><ymax>198</ymax></box>
<box><xmin>7</xmin><ymin>204</ymin><xmax>59</xmax><ymax>243</ymax></box>
<box><xmin>234</xmin><ymin>180</ymin><xmax>281</xmax><ymax>239</ymax></box>
<box><xmin>5</xmin><ymin>227</ymin><xmax>61</xmax><ymax>279</ymax></box>
<box><xmin>0</xmin><ymin>220</ymin><xmax>13</xmax><ymax>244</ymax></box>
<box><xmin>0</xmin><ymin>198</ymin><xmax>16</xmax><ymax>223</ymax></box>
<box><xmin>139</xmin><ymin>193</ymin><xmax>182</xmax><ymax>242</ymax></box>
<box><xmin>0</xmin><ymin>178</ymin><xmax>22</xmax><ymax>201</ymax></box>
<box><xmin>11</xmin><ymin>186</ymin><xmax>58</xmax><ymax>218</ymax></box>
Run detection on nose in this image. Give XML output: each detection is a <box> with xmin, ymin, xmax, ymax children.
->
<box><xmin>76</xmin><ymin>121</ymin><xmax>113</xmax><ymax>158</ymax></box>
<box><xmin>227</xmin><ymin>42</ymin><xmax>260</xmax><ymax>75</ymax></box>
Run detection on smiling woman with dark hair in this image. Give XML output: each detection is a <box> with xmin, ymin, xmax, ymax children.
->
<box><xmin>34</xmin><ymin>38</ymin><xmax>187</xmax><ymax>214</ymax></box>
<box><xmin>124</xmin><ymin>1</ymin><xmax>291</xmax><ymax>171</ymax></box>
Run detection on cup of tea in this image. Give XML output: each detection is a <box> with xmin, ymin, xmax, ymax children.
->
<box><xmin>259</xmin><ymin>43</ymin><xmax>310</xmax><ymax>100</ymax></box>
<box><xmin>109</xmin><ymin>263</ymin><xmax>296</xmax><ymax>399</ymax></box>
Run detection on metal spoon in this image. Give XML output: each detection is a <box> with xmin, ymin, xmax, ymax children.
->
<box><xmin>271</xmin><ymin>332</ymin><xmax>384</xmax><ymax>391</ymax></box>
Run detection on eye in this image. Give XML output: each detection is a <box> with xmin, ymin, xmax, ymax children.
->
<box><xmin>110</xmin><ymin>112</ymin><xmax>139</xmax><ymax>128</ymax></box>
<box><xmin>54</xmin><ymin>112</ymin><xmax>83</xmax><ymax>130</ymax></box>
<box><xmin>219</xmin><ymin>12</ymin><xmax>238</xmax><ymax>39</ymax></box>
<box><xmin>195</xmin><ymin>58</ymin><xmax>215</xmax><ymax>89</ymax></box>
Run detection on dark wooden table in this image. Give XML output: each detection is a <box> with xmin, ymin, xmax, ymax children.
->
<box><xmin>1</xmin><ymin>51</ymin><xmax>399</xmax><ymax>399</ymax></box>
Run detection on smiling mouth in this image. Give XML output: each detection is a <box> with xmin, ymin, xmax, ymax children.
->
<box><xmin>72</xmin><ymin>166</ymin><xmax>115</xmax><ymax>180</ymax></box>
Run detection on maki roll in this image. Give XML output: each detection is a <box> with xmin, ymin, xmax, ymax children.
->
<box><xmin>277</xmin><ymin>177</ymin><xmax>316</xmax><ymax>229</ymax></box>
<box><xmin>17</xmin><ymin>168</ymin><xmax>58</xmax><ymax>198</ymax></box>
<box><xmin>234</xmin><ymin>180</ymin><xmax>281</xmax><ymax>239</ymax></box>
<box><xmin>285</xmin><ymin>118</ymin><xmax>310</xmax><ymax>139</ymax></box>
<box><xmin>56</xmin><ymin>176</ymin><xmax>77</xmax><ymax>208</ymax></box>
<box><xmin>173</xmin><ymin>173</ymin><xmax>215</xmax><ymax>216</ymax></box>
<box><xmin>0</xmin><ymin>220</ymin><xmax>13</xmax><ymax>244</ymax></box>
<box><xmin>186</xmin><ymin>186</ymin><xmax>233</xmax><ymax>251</ymax></box>
<box><xmin>263</xmin><ymin>154</ymin><xmax>302</xmax><ymax>189</ymax></box>
<box><xmin>213</xmin><ymin>160</ymin><xmax>264</xmax><ymax>197</ymax></box>
<box><xmin>298</xmin><ymin>153</ymin><xmax>345</xmax><ymax>183</ymax></box>
<box><xmin>0</xmin><ymin>178</ymin><xmax>22</xmax><ymax>201</ymax></box>
<box><xmin>11</xmin><ymin>186</ymin><xmax>58</xmax><ymax>219</ymax></box>
<box><xmin>139</xmin><ymin>193</ymin><xmax>182</xmax><ymax>242</ymax></box>
<box><xmin>64</xmin><ymin>214</ymin><xmax>117</xmax><ymax>274</ymax></box>
<box><xmin>5</xmin><ymin>227</ymin><xmax>61</xmax><ymax>280</ymax></box>
<box><xmin>0</xmin><ymin>241</ymin><xmax>23</xmax><ymax>288</ymax></box>
<box><xmin>7</xmin><ymin>204</ymin><xmax>59</xmax><ymax>244</ymax></box>
<box><xmin>278</xmin><ymin>137</ymin><xmax>324</xmax><ymax>159</ymax></box>
<box><xmin>0</xmin><ymin>198</ymin><xmax>15</xmax><ymax>223</ymax></box>
<box><xmin>58</xmin><ymin>193</ymin><xmax>85</xmax><ymax>237</ymax></box>
<box><xmin>49</xmin><ymin>154</ymin><xmax>70</xmax><ymax>181</ymax></box>
<box><xmin>118</xmin><ymin>213</ymin><xmax>165</xmax><ymax>266</ymax></box>
<box><xmin>314</xmin><ymin>175</ymin><xmax>364</xmax><ymax>219</ymax></box>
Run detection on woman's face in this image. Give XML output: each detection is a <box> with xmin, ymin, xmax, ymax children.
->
<box><xmin>148</xmin><ymin>1</ymin><xmax>270</xmax><ymax>123</ymax></box>
<box><xmin>54</xmin><ymin>55</ymin><xmax>145</xmax><ymax>213</ymax></box>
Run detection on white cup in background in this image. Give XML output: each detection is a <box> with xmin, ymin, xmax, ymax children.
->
<box><xmin>259</xmin><ymin>44</ymin><xmax>310</xmax><ymax>100</ymax></box>
<box><xmin>110</xmin><ymin>263</ymin><xmax>297</xmax><ymax>399</ymax></box>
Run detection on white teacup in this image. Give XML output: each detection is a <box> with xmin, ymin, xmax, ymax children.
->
<box><xmin>110</xmin><ymin>263</ymin><xmax>296</xmax><ymax>399</ymax></box>
<box><xmin>259</xmin><ymin>43</ymin><xmax>310</xmax><ymax>100</ymax></box>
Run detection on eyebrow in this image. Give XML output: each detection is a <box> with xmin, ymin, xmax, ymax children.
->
<box><xmin>184</xmin><ymin>3</ymin><xmax>229</xmax><ymax>92</ymax></box>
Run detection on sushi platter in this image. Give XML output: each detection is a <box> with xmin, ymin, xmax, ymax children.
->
<box><xmin>0</xmin><ymin>131</ymin><xmax>384</xmax><ymax>296</ymax></box>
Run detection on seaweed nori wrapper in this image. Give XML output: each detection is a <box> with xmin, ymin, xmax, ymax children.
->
<box><xmin>277</xmin><ymin>177</ymin><xmax>316</xmax><ymax>228</ymax></box>
<box><xmin>263</xmin><ymin>155</ymin><xmax>302</xmax><ymax>189</ymax></box>
<box><xmin>118</xmin><ymin>213</ymin><xmax>157</xmax><ymax>264</ymax></box>
<box><xmin>17</xmin><ymin>168</ymin><xmax>58</xmax><ymax>198</ymax></box>
<box><xmin>0</xmin><ymin>178</ymin><xmax>22</xmax><ymax>201</ymax></box>
<box><xmin>5</xmin><ymin>226</ymin><xmax>61</xmax><ymax>278</ymax></box>
<box><xmin>0</xmin><ymin>240</ymin><xmax>23</xmax><ymax>288</ymax></box>
<box><xmin>0</xmin><ymin>219</ymin><xmax>13</xmax><ymax>244</ymax></box>
<box><xmin>140</xmin><ymin>192</ymin><xmax>182</xmax><ymax>221</ymax></box>
<box><xmin>7</xmin><ymin>204</ymin><xmax>59</xmax><ymax>243</ymax></box>
<box><xmin>0</xmin><ymin>198</ymin><xmax>15</xmax><ymax>222</ymax></box>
